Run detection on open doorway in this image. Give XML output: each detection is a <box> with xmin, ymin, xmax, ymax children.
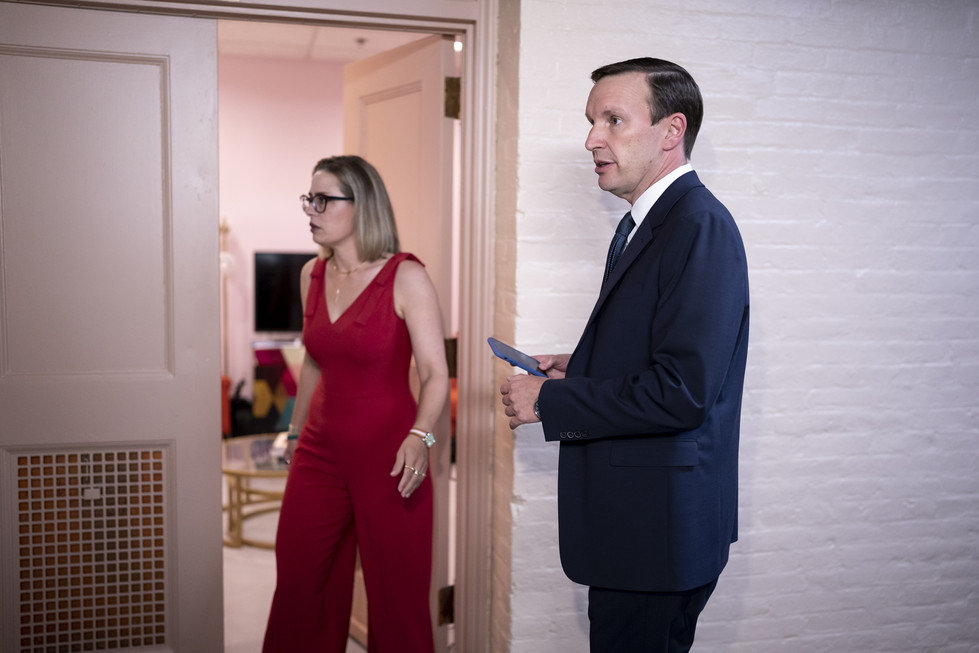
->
<box><xmin>0</xmin><ymin>2</ymin><xmax>495</xmax><ymax>650</ymax></box>
<box><xmin>216</xmin><ymin>20</ymin><xmax>461</xmax><ymax>653</ymax></box>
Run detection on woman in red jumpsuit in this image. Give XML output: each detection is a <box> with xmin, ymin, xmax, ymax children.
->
<box><xmin>263</xmin><ymin>155</ymin><xmax>448</xmax><ymax>653</ymax></box>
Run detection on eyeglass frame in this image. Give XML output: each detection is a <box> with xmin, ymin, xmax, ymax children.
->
<box><xmin>300</xmin><ymin>192</ymin><xmax>354</xmax><ymax>213</ymax></box>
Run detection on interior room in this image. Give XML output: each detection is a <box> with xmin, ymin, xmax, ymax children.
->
<box><xmin>217</xmin><ymin>20</ymin><xmax>432</xmax><ymax>424</ymax></box>
<box><xmin>216</xmin><ymin>20</ymin><xmax>455</xmax><ymax>652</ymax></box>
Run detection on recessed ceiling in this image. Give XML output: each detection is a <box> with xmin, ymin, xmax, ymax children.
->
<box><xmin>217</xmin><ymin>20</ymin><xmax>431</xmax><ymax>63</ymax></box>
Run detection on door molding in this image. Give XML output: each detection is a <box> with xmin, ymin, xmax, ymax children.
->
<box><xmin>17</xmin><ymin>1</ymin><xmax>499</xmax><ymax>650</ymax></box>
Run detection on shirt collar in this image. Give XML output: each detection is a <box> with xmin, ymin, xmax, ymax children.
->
<box><xmin>627</xmin><ymin>163</ymin><xmax>694</xmax><ymax>240</ymax></box>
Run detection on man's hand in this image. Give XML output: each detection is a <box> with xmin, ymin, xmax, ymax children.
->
<box><xmin>500</xmin><ymin>373</ymin><xmax>547</xmax><ymax>430</ymax></box>
<box><xmin>534</xmin><ymin>353</ymin><xmax>571</xmax><ymax>379</ymax></box>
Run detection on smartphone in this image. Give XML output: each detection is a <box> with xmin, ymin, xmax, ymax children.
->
<box><xmin>488</xmin><ymin>337</ymin><xmax>547</xmax><ymax>377</ymax></box>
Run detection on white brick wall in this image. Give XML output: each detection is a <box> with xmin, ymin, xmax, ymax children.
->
<box><xmin>503</xmin><ymin>1</ymin><xmax>979</xmax><ymax>651</ymax></box>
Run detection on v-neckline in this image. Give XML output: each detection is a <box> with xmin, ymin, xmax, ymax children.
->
<box><xmin>323</xmin><ymin>256</ymin><xmax>394</xmax><ymax>324</ymax></box>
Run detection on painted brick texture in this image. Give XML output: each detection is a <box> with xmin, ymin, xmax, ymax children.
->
<box><xmin>501</xmin><ymin>1</ymin><xmax>979</xmax><ymax>651</ymax></box>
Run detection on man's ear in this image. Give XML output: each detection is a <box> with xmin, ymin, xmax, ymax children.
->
<box><xmin>663</xmin><ymin>113</ymin><xmax>687</xmax><ymax>152</ymax></box>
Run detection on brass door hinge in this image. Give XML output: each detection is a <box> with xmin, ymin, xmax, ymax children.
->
<box><xmin>445</xmin><ymin>77</ymin><xmax>461</xmax><ymax>119</ymax></box>
<box><xmin>437</xmin><ymin>584</ymin><xmax>455</xmax><ymax>625</ymax></box>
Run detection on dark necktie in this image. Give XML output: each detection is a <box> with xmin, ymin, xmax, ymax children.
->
<box><xmin>603</xmin><ymin>211</ymin><xmax>635</xmax><ymax>286</ymax></box>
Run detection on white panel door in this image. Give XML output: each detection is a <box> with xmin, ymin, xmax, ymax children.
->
<box><xmin>0</xmin><ymin>3</ymin><xmax>222</xmax><ymax>651</ymax></box>
<box><xmin>344</xmin><ymin>35</ymin><xmax>456</xmax><ymax>335</ymax></box>
<box><xmin>343</xmin><ymin>34</ymin><xmax>456</xmax><ymax>653</ymax></box>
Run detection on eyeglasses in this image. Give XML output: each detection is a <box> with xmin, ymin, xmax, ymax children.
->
<box><xmin>300</xmin><ymin>193</ymin><xmax>354</xmax><ymax>213</ymax></box>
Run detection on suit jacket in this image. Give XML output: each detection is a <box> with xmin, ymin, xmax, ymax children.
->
<box><xmin>538</xmin><ymin>171</ymin><xmax>749</xmax><ymax>593</ymax></box>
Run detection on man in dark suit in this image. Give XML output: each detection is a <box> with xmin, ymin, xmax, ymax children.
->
<box><xmin>500</xmin><ymin>58</ymin><xmax>749</xmax><ymax>652</ymax></box>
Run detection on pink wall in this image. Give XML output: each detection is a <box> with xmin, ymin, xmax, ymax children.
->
<box><xmin>218</xmin><ymin>54</ymin><xmax>344</xmax><ymax>397</ymax></box>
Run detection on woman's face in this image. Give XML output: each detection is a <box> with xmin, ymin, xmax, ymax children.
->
<box><xmin>305</xmin><ymin>170</ymin><xmax>356</xmax><ymax>250</ymax></box>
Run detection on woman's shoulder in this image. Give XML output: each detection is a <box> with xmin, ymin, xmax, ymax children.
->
<box><xmin>383</xmin><ymin>252</ymin><xmax>423</xmax><ymax>276</ymax></box>
<box><xmin>391</xmin><ymin>253</ymin><xmax>439</xmax><ymax>318</ymax></box>
<box><xmin>303</xmin><ymin>255</ymin><xmax>326</xmax><ymax>278</ymax></box>
<box><xmin>389</xmin><ymin>251</ymin><xmax>424</xmax><ymax>267</ymax></box>
<box><xmin>391</xmin><ymin>253</ymin><xmax>433</xmax><ymax>288</ymax></box>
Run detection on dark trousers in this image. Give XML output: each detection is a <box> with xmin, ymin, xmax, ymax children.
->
<box><xmin>588</xmin><ymin>579</ymin><xmax>718</xmax><ymax>653</ymax></box>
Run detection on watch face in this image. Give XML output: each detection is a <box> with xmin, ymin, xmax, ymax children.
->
<box><xmin>424</xmin><ymin>432</ymin><xmax>436</xmax><ymax>447</ymax></box>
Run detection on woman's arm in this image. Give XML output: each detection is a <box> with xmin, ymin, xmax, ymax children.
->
<box><xmin>288</xmin><ymin>352</ymin><xmax>321</xmax><ymax>436</ymax></box>
<box><xmin>283</xmin><ymin>257</ymin><xmax>322</xmax><ymax>461</ymax></box>
<box><xmin>391</xmin><ymin>259</ymin><xmax>449</xmax><ymax>497</ymax></box>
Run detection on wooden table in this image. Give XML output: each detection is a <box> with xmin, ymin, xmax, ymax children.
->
<box><xmin>222</xmin><ymin>433</ymin><xmax>289</xmax><ymax>549</ymax></box>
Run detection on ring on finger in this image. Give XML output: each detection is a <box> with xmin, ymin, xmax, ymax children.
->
<box><xmin>405</xmin><ymin>464</ymin><xmax>416</xmax><ymax>472</ymax></box>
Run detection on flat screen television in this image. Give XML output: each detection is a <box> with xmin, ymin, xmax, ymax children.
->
<box><xmin>253</xmin><ymin>252</ymin><xmax>316</xmax><ymax>334</ymax></box>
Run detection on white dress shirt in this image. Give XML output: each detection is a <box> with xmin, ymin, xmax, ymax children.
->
<box><xmin>626</xmin><ymin>163</ymin><xmax>694</xmax><ymax>243</ymax></box>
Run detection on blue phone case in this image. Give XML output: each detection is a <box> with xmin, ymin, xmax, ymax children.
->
<box><xmin>488</xmin><ymin>337</ymin><xmax>546</xmax><ymax>377</ymax></box>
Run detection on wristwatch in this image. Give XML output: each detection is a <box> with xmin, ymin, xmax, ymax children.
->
<box><xmin>409</xmin><ymin>428</ymin><xmax>436</xmax><ymax>448</ymax></box>
<box><xmin>534</xmin><ymin>400</ymin><xmax>542</xmax><ymax>421</ymax></box>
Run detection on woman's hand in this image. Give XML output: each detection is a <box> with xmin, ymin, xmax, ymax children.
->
<box><xmin>281</xmin><ymin>433</ymin><xmax>299</xmax><ymax>465</ymax></box>
<box><xmin>390</xmin><ymin>434</ymin><xmax>429</xmax><ymax>498</ymax></box>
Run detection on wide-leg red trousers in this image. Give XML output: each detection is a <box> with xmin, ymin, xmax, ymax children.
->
<box><xmin>262</xmin><ymin>433</ymin><xmax>434</xmax><ymax>653</ymax></box>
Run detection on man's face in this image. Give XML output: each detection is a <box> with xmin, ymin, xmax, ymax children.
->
<box><xmin>585</xmin><ymin>72</ymin><xmax>672</xmax><ymax>205</ymax></box>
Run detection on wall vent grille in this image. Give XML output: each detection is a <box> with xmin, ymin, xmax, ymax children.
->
<box><xmin>12</xmin><ymin>446</ymin><xmax>170</xmax><ymax>652</ymax></box>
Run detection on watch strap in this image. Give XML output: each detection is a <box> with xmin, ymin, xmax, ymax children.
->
<box><xmin>409</xmin><ymin>428</ymin><xmax>436</xmax><ymax>448</ymax></box>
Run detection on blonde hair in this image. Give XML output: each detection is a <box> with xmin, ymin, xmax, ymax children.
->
<box><xmin>312</xmin><ymin>155</ymin><xmax>401</xmax><ymax>261</ymax></box>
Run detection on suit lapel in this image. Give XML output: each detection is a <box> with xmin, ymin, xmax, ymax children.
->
<box><xmin>576</xmin><ymin>172</ymin><xmax>704</xmax><ymax>350</ymax></box>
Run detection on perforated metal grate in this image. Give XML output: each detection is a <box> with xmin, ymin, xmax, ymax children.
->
<box><xmin>14</xmin><ymin>447</ymin><xmax>170</xmax><ymax>652</ymax></box>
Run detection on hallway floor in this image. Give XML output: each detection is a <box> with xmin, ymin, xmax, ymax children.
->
<box><xmin>222</xmin><ymin>478</ymin><xmax>366</xmax><ymax>653</ymax></box>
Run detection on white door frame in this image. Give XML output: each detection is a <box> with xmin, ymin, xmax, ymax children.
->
<box><xmin>18</xmin><ymin>0</ymin><xmax>499</xmax><ymax>650</ymax></box>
